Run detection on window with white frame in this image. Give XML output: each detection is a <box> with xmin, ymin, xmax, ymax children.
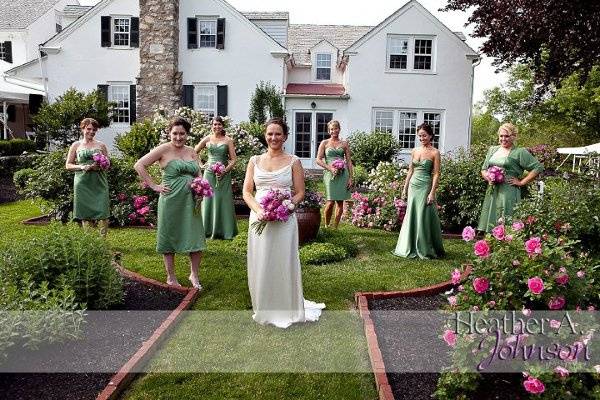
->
<box><xmin>414</xmin><ymin>39</ymin><xmax>432</xmax><ymax>70</ymax></box>
<box><xmin>112</xmin><ymin>17</ymin><xmax>130</xmax><ymax>46</ymax></box>
<box><xmin>372</xmin><ymin>109</ymin><xmax>442</xmax><ymax>149</ymax></box>
<box><xmin>315</xmin><ymin>53</ymin><xmax>332</xmax><ymax>80</ymax></box>
<box><xmin>0</xmin><ymin>42</ymin><xmax>6</xmax><ymax>61</ymax></box>
<box><xmin>388</xmin><ymin>37</ymin><xmax>408</xmax><ymax>70</ymax></box>
<box><xmin>199</xmin><ymin>19</ymin><xmax>217</xmax><ymax>48</ymax></box>
<box><xmin>194</xmin><ymin>85</ymin><xmax>216</xmax><ymax>118</ymax></box>
<box><xmin>109</xmin><ymin>85</ymin><xmax>130</xmax><ymax>123</ymax></box>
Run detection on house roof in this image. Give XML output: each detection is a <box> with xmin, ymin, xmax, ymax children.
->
<box><xmin>242</xmin><ymin>11</ymin><xmax>289</xmax><ymax>21</ymax></box>
<box><xmin>286</xmin><ymin>83</ymin><xmax>346</xmax><ymax>96</ymax></box>
<box><xmin>0</xmin><ymin>0</ymin><xmax>63</xmax><ymax>30</ymax></box>
<box><xmin>62</xmin><ymin>5</ymin><xmax>92</xmax><ymax>18</ymax></box>
<box><xmin>288</xmin><ymin>24</ymin><xmax>372</xmax><ymax>66</ymax></box>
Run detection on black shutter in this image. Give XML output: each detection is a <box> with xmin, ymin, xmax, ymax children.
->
<box><xmin>4</xmin><ymin>41</ymin><xmax>12</xmax><ymax>63</ymax></box>
<box><xmin>7</xmin><ymin>105</ymin><xmax>16</xmax><ymax>123</ymax></box>
<box><xmin>101</xmin><ymin>16</ymin><xmax>111</xmax><ymax>47</ymax></box>
<box><xmin>28</xmin><ymin>94</ymin><xmax>44</xmax><ymax>115</ymax></box>
<box><xmin>130</xmin><ymin>17</ymin><xmax>139</xmax><ymax>48</ymax></box>
<box><xmin>216</xmin><ymin>18</ymin><xmax>225</xmax><ymax>49</ymax></box>
<box><xmin>187</xmin><ymin>18</ymin><xmax>198</xmax><ymax>49</ymax></box>
<box><xmin>129</xmin><ymin>85</ymin><xmax>136</xmax><ymax>124</ymax></box>
<box><xmin>182</xmin><ymin>85</ymin><xmax>194</xmax><ymax>108</ymax></box>
<box><xmin>97</xmin><ymin>84</ymin><xmax>109</xmax><ymax>102</ymax></box>
<box><xmin>217</xmin><ymin>85</ymin><xmax>227</xmax><ymax>117</ymax></box>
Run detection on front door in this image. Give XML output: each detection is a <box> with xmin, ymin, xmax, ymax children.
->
<box><xmin>293</xmin><ymin>111</ymin><xmax>333</xmax><ymax>168</ymax></box>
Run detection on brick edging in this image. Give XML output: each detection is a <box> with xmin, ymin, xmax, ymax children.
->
<box><xmin>355</xmin><ymin>265</ymin><xmax>472</xmax><ymax>400</ymax></box>
<box><xmin>96</xmin><ymin>263</ymin><xmax>199</xmax><ymax>400</ymax></box>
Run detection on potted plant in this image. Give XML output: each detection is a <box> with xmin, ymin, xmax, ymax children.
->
<box><xmin>296</xmin><ymin>186</ymin><xmax>324</xmax><ymax>244</ymax></box>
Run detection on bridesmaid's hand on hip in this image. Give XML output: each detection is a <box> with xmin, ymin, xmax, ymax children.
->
<box><xmin>152</xmin><ymin>183</ymin><xmax>171</xmax><ymax>194</ymax></box>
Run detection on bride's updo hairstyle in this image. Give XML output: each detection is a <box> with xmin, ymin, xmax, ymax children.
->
<box><xmin>265</xmin><ymin>117</ymin><xmax>289</xmax><ymax>137</ymax></box>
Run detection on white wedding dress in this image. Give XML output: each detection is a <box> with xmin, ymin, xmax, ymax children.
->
<box><xmin>247</xmin><ymin>155</ymin><xmax>325</xmax><ymax>328</ymax></box>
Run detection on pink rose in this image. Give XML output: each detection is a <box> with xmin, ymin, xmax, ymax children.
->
<box><xmin>137</xmin><ymin>206</ymin><xmax>150</xmax><ymax>216</ymax></box>
<box><xmin>458</xmin><ymin>285</ymin><xmax>464</xmax><ymax>292</ymax></box>
<box><xmin>128</xmin><ymin>212</ymin><xmax>137</xmax><ymax>221</ymax></box>
<box><xmin>448</xmin><ymin>296</ymin><xmax>457</xmax><ymax>306</ymax></box>
<box><xmin>522</xmin><ymin>307</ymin><xmax>532</xmax><ymax>316</ymax></box>
<box><xmin>451</xmin><ymin>268</ymin><xmax>461</xmax><ymax>285</ymax></box>
<box><xmin>512</xmin><ymin>221</ymin><xmax>524</xmax><ymax>231</ymax></box>
<box><xmin>554</xmin><ymin>366</ymin><xmax>569</xmax><ymax>377</ymax></box>
<box><xmin>527</xmin><ymin>277</ymin><xmax>544</xmax><ymax>295</ymax></box>
<box><xmin>473</xmin><ymin>277</ymin><xmax>490</xmax><ymax>294</ymax></box>
<box><xmin>462</xmin><ymin>226</ymin><xmax>476</xmax><ymax>241</ymax></box>
<box><xmin>577</xmin><ymin>270</ymin><xmax>585</xmax><ymax>278</ymax></box>
<box><xmin>523</xmin><ymin>376</ymin><xmax>545</xmax><ymax>394</ymax></box>
<box><xmin>487</xmin><ymin>300</ymin><xmax>496</xmax><ymax>308</ymax></box>
<box><xmin>525</xmin><ymin>237</ymin><xmax>542</xmax><ymax>256</ymax></box>
<box><xmin>442</xmin><ymin>329</ymin><xmax>457</xmax><ymax>347</ymax></box>
<box><xmin>491</xmin><ymin>224</ymin><xmax>505</xmax><ymax>240</ymax></box>
<box><xmin>548</xmin><ymin>296</ymin><xmax>566</xmax><ymax>310</ymax></box>
<box><xmin>512</xmin><ymin>259</ymin><xmax>521</xmax><ymax>267</ymax></box>
<box><xmin>505</xmin><ymin>234</ymin><xmax>514</xmax><ymax>242</ymax></box>
<box><xmin>473</xmin><ymin>240</ymin><xmax>491</xmax><ymax>258</ymax></box>
<box><xmin>555</xmin><ymin>274</ymin><xmax>569</xmax><ymax>285</ymax></box>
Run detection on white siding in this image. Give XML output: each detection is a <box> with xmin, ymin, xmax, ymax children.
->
<box><xmin>248</xmin><ymin>19</ymin><xmax>287</xmax><ymax>48</ymax></box>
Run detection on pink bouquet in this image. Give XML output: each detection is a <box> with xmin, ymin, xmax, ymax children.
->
<box><xmin>190</xmin><ymin>177</ymin><xmax>214</xmax><ymax>214</ymax></box>
<box><xmin>92</xmin><ymin>153</ymin><xmax>110</xmax><ymax>170</ymax></box>
<box><xmin>331</xmin><ymin>158</ymin><xmax>346</xmax><ymax>178</ymax></box>
<box><xmin>486</xmin><ymin>165</ymin><xmax>505</xmax><ymax>184</ymax></box>
<box><xmin>251</xmin><ymin>188</ymin><xmax>295</xmax><ymax>235</ymax></box>
<box><xmin>210</xmin><ymin>162</ymin><xmax>226</xmax><ymax>187</ymax></box>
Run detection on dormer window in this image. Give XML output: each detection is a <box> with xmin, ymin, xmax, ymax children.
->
<box><xmin>315</xmin><ymin>53</ymin><xmax>332</xmax><ymax>80</ymax></box>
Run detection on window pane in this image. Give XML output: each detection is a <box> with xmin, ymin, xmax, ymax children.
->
<box><xmin>423</xmin><ymin>112</ymin><xmax>441</xmax><ymax>148</ymax></box>
<box><xmin>194</xmin><ymin>86</ymin><xmax>216</xmax><ymax>118</ymax></box>
<box><xmin>398</xmin><ymin>112</ymin><xmax>417</xmax><ymax>149</ymax></box>
<box><xmin>113</xmin><ymin>18</ymin><xmax>130</xmax><ymax>46</ymax></box>
<box><xmin>0</xmin><ymin>43</ymin><xmax>5</xmax><ymax>61</ymax></box>
<box><xmin>199</xmin><ymin>20</ymin><xmax>216</xmax><ymax>48</ymax></box>
<box><xmin>389</xmin><ymin>38</ymin><xmax>408</xmax><ymax>54</ymax></box>
<box><xmin>294</xmin><ymin>112</ymin><xmax>312</xmax><ymax>158</ymax></box>
<box><xmin>414</xmin><ymin>55</ymin><xmax>431</xmax><ymax>70</ymax></box>
<box><xmin>109</xmin><ymin>85</ymin><xmax>130</xmax><ymax>123</ymax></box>
<box><xmin>374</xmin><ymin>110</ymin><xmax>394</xmax><ymax>133</ymax></box>
<box><xmin>414</xmin><ymin>39</ymin><xmax>432</xmax><ymax>70</ymax></box>
<box><xmin>316</xmin><ymin>68</ymin><xmax>331</xmax><ymax>80</ymax></box>
<box><xmin>414</xmin><ymin>39</ymin><xmax>432</xmax><ymax>55</ymax></box>
<box><xmin>316</xmin><ymin>54</ymin><xmax>331</xmax><ymax>67</ymax></box>
<box><xmin>389</xmin><ymin>54</ymin><xmax>407</xmax><ymax>69</ymax></box>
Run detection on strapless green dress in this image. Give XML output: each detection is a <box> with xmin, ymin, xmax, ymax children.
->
<box><xmin>201</xmin><ymin>143</ymin><xmax>238</xmax><ymax>239</ymax></box>
<box><xmin>73</xmin><ymin>148</ymin><xmax>109</xmax><ymax>220</ymax></box>
<box><xmin>156</xmin><ymin>159</ymin><xmax>206</xmax><ymax>253</ymax></box>
<box><xmin>393</xmin><ymin>159</ymin><xmax>445</xmax><ymax>259</ymax></box>
<box><xmin>323</xmin><ymin>147</ymin><xmax>350</xmax><ymax>200</ymax></box>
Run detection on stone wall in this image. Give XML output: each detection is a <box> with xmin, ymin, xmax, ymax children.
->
<box><xmin>137</xmin><ymin>0</ymin><xmax>181</xmax><ymax>119</ymax></box>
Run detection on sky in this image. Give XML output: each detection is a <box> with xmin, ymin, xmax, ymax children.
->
<box><xmin>79</xmin><ymin>0</ymin><xmax>506</xmax><ymax>103</ymax></box>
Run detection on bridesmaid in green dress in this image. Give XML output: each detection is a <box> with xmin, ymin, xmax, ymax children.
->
<box><xmin>393</xmin><ymin>123</ymin><xmax>445</xmax><ymax>259</ymax></box>
<box><xmin>194</xmin><ymin>116</ymin><xmax>238</xmax><ymax>239</ymax></box>
<box><xmin>478</xmin><ymin>123</ymin><xmax>543</xmax><ymax>232</ymax></box>
<box><xmin>65</xmin><ymin>118</ymin><xmax>110</xmax><ymax>236</ymax></box>
<box><xmin>316</xmin><ymin>120</ymin><xmax>353</xmax><ymax>228</ymax></box>
<box><xmin>134</xmin><ymin>117</ymin><xmax>206</xmax><ymax>289</ymax></box>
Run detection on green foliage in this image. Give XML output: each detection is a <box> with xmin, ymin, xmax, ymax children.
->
<box><xmin>114</xmin><ymin>119</ymin><xmax>163</xmax><ymax>159</ymax></box>
<box><xmin>315</xmin><ymin>228</ymin><xmax>359</xmax><ymax>257</ymax></box>
<box><xmin>248</xmin><ymin>81</ymin><xmax>284</xmax><ymax>124</ymax></box>
<box><xmin>470</xmin><ymin>107</ymin><xmax>501</xmax><ymax>146</ymax></box>
<box><xmin>0</xmin><ymin>154</ymin><xmax>40</xmax><ymax>178</ymax></box>
<box><xmin>300</xmin><ymin>242</ymin><xmax>347</xmax><ymax>265</ymax></box>
<box><xmin>0</xmin><ymin>139</ymin><xmax>37</xmax><ymax>156</ymax></box>
<box><xmin>348</xmin><ymin>131</ymin><xmax>400</xmax><ymax>172</ymax></box>
<box><xmin>351</xmin><ymin>165</ymin><xmax>368</xmax><ymax>187</ymax></box>
<box><xmin>32</xmin><ymin>88</ymin><xmax>112</xmax><ymax>148</ymax></box>
<box><xmin>0</xmin><ymin>223</ymin><xmax>123</xmax><ymax>309</ymax></box>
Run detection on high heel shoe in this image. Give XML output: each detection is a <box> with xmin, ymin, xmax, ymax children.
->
<box><xmin>189</xmin><ymin>275</ymin><xmax>203</xmax><ymax>291</ymax></box>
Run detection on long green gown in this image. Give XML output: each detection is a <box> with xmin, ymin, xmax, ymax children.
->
<box><xmin>323</xmin><ymin>147</ymin><xmax>350</xmax><ymax>200</ymax></box>
<box><xmin>156</xmin><ymin>159</ymin><xmax>206</xmax><ymax>254</ymax></box>
<box><xmin>73</xmin><ymin>148</ymin><xmax>109</xmax><ymax>220</ymax></box>
<box><xmin>201</xmin><ymin>143</ymin><xmax>238</xmax><ymax>239</ymax></box>
<box><xmin>477</xmin><ymin>146</ymin><xmax>544</xmax><ymax>232</ymax></box>
<box><xmin>393</xmin><ymin>159</ymin><xmax>445</xmax><ymax>259</ymax></box>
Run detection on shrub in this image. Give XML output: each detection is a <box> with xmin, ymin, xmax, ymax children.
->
<box><xmin>114</xmin><ymin>119</ymin><xmax>163</xmax><ymax>159</ymax></box>
<box><xmin>0</xmin><ymin>224</ymin><xmax>123</xmax><ymax>309</ymax></box>
<box><xmin>0</xmin><ymin>139</ymin><xmax>37</xmax><ymax>156</ymax></box>
<box><xmin>315</xmin><ymin>229</ymin><xmax>359</xmax><ymax>257</ymax></box>
<box><xmin>348</xmin><ymin>131</ymin><xmax>400</xmax><ymax>172</ymax></box>
<box><xmin>248</xmin><ymin>81</ymin><xmax>284</xmax><ymax>123</ymax></box>
<box><xmin>352</xmin><ymin>165</ymin><xmax>369</xmax><ymax>188</ymax></box>
<box><xmin>300</xmin><ymin>242</ymin><xmax>347</xmax><ymax>265</ymax></box>
<box><xmin>1</xmin><ymin>154</ymin><xmax>39</xmax><ymax>178</ymax></box>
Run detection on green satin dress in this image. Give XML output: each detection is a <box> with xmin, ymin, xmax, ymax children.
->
<box><xmin>477</xmin><ymin>146</ymin><xmax>544</xmax><ymax>232</ymax></box>
<box><xmin>201</xmin><ymin>143</ymin><xmax>238</xmax><ymax>239</ymax></box>
<box><xmin>323</xmin><ymin>147</ymin><xmax>350</xmax><ymax>200</ymax></box>
<box><xmin>156</xmin><ymin>159</ymin><xmax>206</xmax><ymax>254</ymax></box>
<box><xmin>73</xmin><ymin>148</ymin><xmax>109</xmax><ymax>220</ymax></box>
<box><xmin>393</xmin><ymin>159</ymin><xmax>445</xmax><ymax>259</ymax></box>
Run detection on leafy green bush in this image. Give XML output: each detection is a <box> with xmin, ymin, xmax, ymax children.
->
<box><xmin>352</xmin><ymin>165</ymin><xmax>369</xmax><ymax>187</ymax></box>
<box><xmin>0</xmin><ymin>154</ymin><xmax>40</xmax><ymax>178</ymax></box>
<box><xmin>248</xmin><ymin>81</ymin><xmax>284</xmax><ymax>123</ymax></box>
<box><xmin>0</xmin><ymin>224</ymin><xmax>123</xmax><ymax>309</ymax></box>
<box><xmin>300</xmin><ymin>242</ymin><xmax>347</xmax><ymax>265</ymax></box>
<box><xmin>348</xmin><ymin>131</ymin><xmax>400</xmax><ymax>172</ymax></box>
<box><xmin>114</xmin><ymin>119</ymin><xmax>163</xmax><ymax>159</ymax></box>
<box><xmin>315</xmin><ymin>229</ymin><xmax>359</xmax><ymax>257</ymax></box>
<box><xmin>0</xmin><ymin>139</ymin><xmax>37</xmax><ymax>156</ymax></box>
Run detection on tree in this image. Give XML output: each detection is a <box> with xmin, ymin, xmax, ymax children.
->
<box><xmin>32</xmin><ymin>88</ymin><xmax>112</xmax><ymax>148</ymax></box>
<box><xmin>443</xmin><ymin>0</ymin><xmax>600</xmax><ymax>93</ymax></box>
<box><xmin>248</xmin><ymin>81</ymin><xmax>284</xmax><ymax>124</ymax></box>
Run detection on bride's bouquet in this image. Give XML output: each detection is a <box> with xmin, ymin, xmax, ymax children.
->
<box><xmin>331</xmin><ymin>158</ymin><xmax>346</xmax><ymax>179</ymax></box>
<box><xmin>92</xmin><ymin>153</ymin><xmax>110</xmax><ymax>170</ymax></box>
<box><xmin>210</xmin><ymin>162</ymin><xmax>226</xmax><ymax>187</ymax></box>
<box><xmin>486</xmin><ymin>166</ymin><xmax>505</xmax><ymax>184</ymax></box>
<box><xmin>251</xmin><ymin>188</ymin><xmax>295</xmax><ymax>235</ymax></box>
<box><xmin>190</xmin><ymin>177</ymin><xmax>214</xmax><ymax>214</ymax></box>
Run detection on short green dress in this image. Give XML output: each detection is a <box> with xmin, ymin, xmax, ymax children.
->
<box><xmin>477</xmin><ymin>146</ymin><xmax>544</xmax><ymax>232</ymax></box>
<box><xmin>201</xmin><ymin>143</ymin><xmax>238</xmax><ymax>239</ymax></box>
<box><xmin>73</xmin><ymin>148</ymin><xmax>109</xmax><ymax>220</ymax></box>
<box><xmin>323</xmin><ymin>147</ymin><xmax>350</xmax><ymax>201</ymax></box>
<box><xmin>393</xmin><ymin>159</ymin><xmax>445</xmax><ymax>259</ymax></box>
<box><xmin>156</xmin><ymin>159</ymin><xmax>206</xmax><ymax>254</ymax></box>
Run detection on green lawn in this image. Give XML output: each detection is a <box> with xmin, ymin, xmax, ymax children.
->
<box><xmin>0</xmin><ymin>200</ymin><xmax>471</xmax><ymax>399</ymax></box>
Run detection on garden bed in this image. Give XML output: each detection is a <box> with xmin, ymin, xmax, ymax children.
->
<box><xmin>0</xmin><ymin>276</ymin><xmax>190</xmax><ymax>400</ymax></box>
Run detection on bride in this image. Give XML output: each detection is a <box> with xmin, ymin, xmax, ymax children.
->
<box><xmin>242</xmin><ymin>117</ymin><xmax>325</xmax><ymax>328</ymax></box>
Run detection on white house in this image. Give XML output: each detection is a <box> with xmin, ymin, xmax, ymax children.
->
<box><xmin>0</xmin><ymin>0</ymin><xmax>90</xmax><ymax>139</ymax></box>
<box><xmin>5</xmin><ymin>0</ymin><xmax>479</xmax><ymax>165</ymax></box>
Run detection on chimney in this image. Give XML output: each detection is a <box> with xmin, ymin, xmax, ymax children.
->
<box><xmin>137</xmin><ymin>0</ymin><xmax>182</xmax><ymax>118</ymax></box>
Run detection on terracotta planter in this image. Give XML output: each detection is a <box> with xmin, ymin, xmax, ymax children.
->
<box><xmin>296</xmin><ymin>207</ymin><xmax>321</xmax><ymax>244</ymax></box>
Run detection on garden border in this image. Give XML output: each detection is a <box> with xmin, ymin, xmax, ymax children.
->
<box><xmin>95</xmin><ymin>262</ymin><xmax>199</xmax><ymax>400</ymax></box>
<box><xmin>354</xmin><ymin>264</ymin><xmax>472</xmax><ymax>400</ymax></box>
